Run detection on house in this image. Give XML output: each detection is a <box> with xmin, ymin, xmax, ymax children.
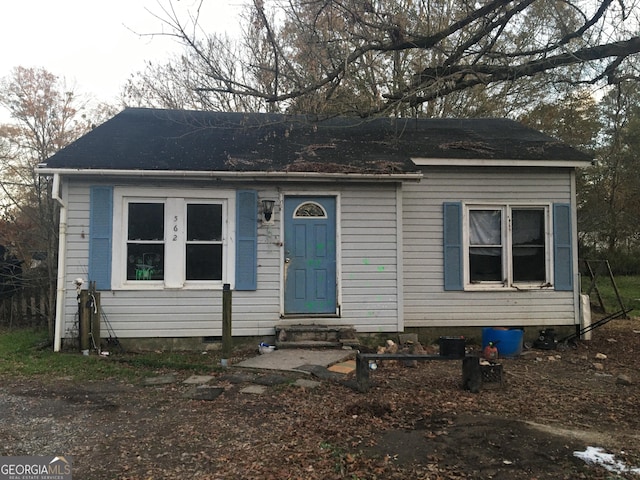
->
<box><xmin>37</xmin><ymin>108</ymin><xmax>592</xmax><ymax>351</ymax></box>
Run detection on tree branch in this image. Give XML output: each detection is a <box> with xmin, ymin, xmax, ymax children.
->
<box><xmin>392</xmin><ymin>37</ymin><xmax>640</xmax><ymax>105</ymax></box>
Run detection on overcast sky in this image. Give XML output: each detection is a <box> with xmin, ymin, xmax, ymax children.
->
<box><xmin>1</xmin><ymin>0</ymin><xmax>243</xmax><ymax>107</ymax></box>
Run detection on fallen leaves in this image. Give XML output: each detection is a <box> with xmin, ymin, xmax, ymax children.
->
<box><xmin>2</xmin><ymin>319</ymin><xmax>640</xmax><ymax>479</ymax></box>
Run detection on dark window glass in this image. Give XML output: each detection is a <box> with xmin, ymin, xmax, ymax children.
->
<box><xmin>186</xmin><ymin>245</ymin><xmax>223</xmax><ymax>280</ymax></box>
<box><xmin>186</xmin><ymin>203</ymin><xmax>223</xmax><ymax>281</ymax></box>
<box><xmin>127</xmin><ymin>244</ymin><xmax>164</xmax><ymax>281</ymax></box>
<box><xmin>470</xmin><ymin>247</ymin><xmax>503</xmax><ymax>282</ymax></box>
<box><xmin>187</xmin><ymin>204</ymin><xmax>222</xmax><ymax>241</ymax></box>
<box><xmin>128</xmin><ymin>203</ymin><xmax>164</xmax><ymax>240</ymax></box>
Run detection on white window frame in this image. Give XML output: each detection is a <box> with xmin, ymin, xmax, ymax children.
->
<box><xmin>112</xmin><ymin>187</ymin><xmax>236</xmax><ymax>290</ymax></box>
<box><xmin>463</xmin><ymin>203</ymin><xmax>553</xmax><ymax>290</ymax></box>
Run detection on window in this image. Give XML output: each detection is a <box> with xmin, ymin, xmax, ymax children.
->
<box><xmin>466</xmin><ymin>205</ymin><xmax>549</xmax><ymax>288</ymax></box>
<box><xmin>512</xmin><ymin>209</ymin><xmax>545</xmax><ymax>282</ymax></box>
<box><xmin>127</xmin><ymin>202</ymin><xmax>165</xmax><ymax>281</ymax></box>
<box><xmin>469</xmin><ymin>209</ymin><xmax>502</xmax><ymax>282</ymax></box>
<box><xmin>293</xmin><ymin>202</ymin><xmax>326</xmax><ymax>218</ymax></box>
<box><xmin>113</xmin><ymin>188</ymin><xmax>236</xmax><ymax>289</ymax></box>
<box><xmin>185</xmin><ymin>203</ymin><xmax>223</xmax><ymax>280</ymax></box>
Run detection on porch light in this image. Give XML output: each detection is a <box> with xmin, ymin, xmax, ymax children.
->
<box><xmin>261</xmin><ymin>199</ymin><xmax>275</xmax><ymax>222</ymax></box>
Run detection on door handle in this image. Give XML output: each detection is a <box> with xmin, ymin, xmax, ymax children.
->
<box><xmin>285</xmin><ymin>258</ymin><xmax>291</xmax><ymax>263</ymax></box>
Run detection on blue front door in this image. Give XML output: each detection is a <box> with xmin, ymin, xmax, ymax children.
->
<box><xmin>284</xmin><ymin>196</ymin><xmax>337</xmax><ymax>315</ymax></box>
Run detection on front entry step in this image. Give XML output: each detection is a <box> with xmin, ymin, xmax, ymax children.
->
<box><xmin>275</xmin><ymin>324</ymin><xmax>359</xmax><ymax>349</ymax></box>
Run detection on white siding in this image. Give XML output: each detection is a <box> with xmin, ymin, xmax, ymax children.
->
<box><xmin>59</xmin><ymin>165</ymin><xmax>579</xmax><ymax>340</ymax></box>
<box><xmin>60</xmin><ymin>179</ymin><xmax>401</xmax><ymax>339</ymax></box>
<box><xmin>403</xmin><ymin>166</ymin><xmax>578</xmax><ymax>327</ymax></box>
<box><xmin>340</xmin><ymin>186</ymin><xmax>400</xmax><ymax>332</ymax></box>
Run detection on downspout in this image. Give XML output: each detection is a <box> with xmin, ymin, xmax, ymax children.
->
<box><xmin>570</xmin><ymin>169</ymin><xmax>581</xmax><ymax>329</ymax></box>
<box><xmin>52</xmin><ymin>174</ymin><xmax>67</xmax><ymax>352</ymax></box>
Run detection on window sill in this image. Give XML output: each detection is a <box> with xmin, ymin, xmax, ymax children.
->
<box><xmin>464</xmin><ymin>283</ymin><xmax>553</xmax><ymax>292</ymax></box>
<box><xmin>113</xmin><ymin>282</ymin><xmax>229</xmax><ymax>291</ymax></box>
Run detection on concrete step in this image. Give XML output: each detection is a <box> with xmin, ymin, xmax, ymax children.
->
<box><xmin>275</xmin><ymin>340</ymin><xmax>343</xmax><ymax>349</ymax></box>
<box><xmin>276</xmin><ymin>324</ymin><xmax>353</xmax><ymax>332</ymax></box>
<box><xmin>275</xmin><ymin>323</ymin><xmax>359</xmax><ymax>349</ymax></box>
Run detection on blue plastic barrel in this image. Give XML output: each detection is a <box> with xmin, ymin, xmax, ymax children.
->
<box><xmin>482</xmin><ymin>328</ymin><xmax>524</xmax><ymax>357</ymax></box>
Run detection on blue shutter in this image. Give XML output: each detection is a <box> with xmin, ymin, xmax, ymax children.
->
<box><xmin>89</xmin><ymin>186</ymin><xmax>113</xmax><ymax>290</ymax></box>
<box><xmin>235</xmin><ymin>190</ymin><xmax>258</xmax><ymax>290</ymax></box>
<box><xmin>443</xmin><ymin>202</ymin><xmax>463</xmax><ymax>291</ymax></box>
<box><xmin>553</xmin><ymin>203</ymin><xmax>573</xmax><ymax>291</ymax></box>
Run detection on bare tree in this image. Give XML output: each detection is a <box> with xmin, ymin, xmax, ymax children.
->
<box><xmin>580</xmin><ymin>80</ymin><xmax>640</xmax><ymax>255</ymax></box>
<box><xmin>141</xmin><ymin>0</ymin><xmax>640</xmax><ymax>116</ymax></box>
<box><xmin>519</xmin><ymin>89</ymin><xmax>602</xmax><ymax>153</ymax></box>
<box><xmin>123</xmin><ymin>2</ymin><xmax>280</xmax><ymax>113</ymax></box>
<box><xmin>0</xmin><ymin>67</ymin><xmax>95</xmax><ymax>338</ymax></box>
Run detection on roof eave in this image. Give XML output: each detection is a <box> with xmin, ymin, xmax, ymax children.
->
<box><xmin>35</xmin><ymin>167</ymin><xmax>423</xmax><ymax>182</ymax></box>
<box><xmin>412</xmin><ymin>157</ymin><xmax>593</xmax><ymax>168</ymax></box>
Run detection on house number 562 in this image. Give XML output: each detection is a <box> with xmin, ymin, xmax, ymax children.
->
<box><xmin>173</xmin><ymin>216</ymin><xmax>178</xmax><ymax>241</ymax></box>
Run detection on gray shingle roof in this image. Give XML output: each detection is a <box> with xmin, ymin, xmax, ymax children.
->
<box><xmin>42</xmin><ymin>108</ymin><xmax>592</xmax><ymax>173</ymax></box>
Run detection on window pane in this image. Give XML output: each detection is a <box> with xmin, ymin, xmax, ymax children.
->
<box><xmin>512</xmin><ymin>209</ymin><xmax>544</xmax><ymax>246</ymax></box>
<box><xmin>294</xmin><ymin>202</ymin><xmax>326</xmax><ymax>217</ymax></box>
<box><xmin>513</xmin><ymin>247</ymin><xmax>545</xmax><ymax>282</ymax></box>
<box><xmin>128</xmin><ymin>203</ymin><xmax>164</xmax><ymax>240</ymax></box>
<box><xmin>512</xmin><ymin>209</ymin><xmax>545</xmax><ymax>282</ymax></box>
<box><xmin>186</xmin><ymin>244</ymin><xmax>223</xmax><ymax>280</ymax></box>
<box><xmin>470</xmin><ymin>247</ymin><xmax>502</xmax><ymax>282</ymax></box>
<box><xmin>187</xmin><ymin>204</ymin><xmax>222</xmax><ymax>241</ymax></box>
<box><xmin>127</xmin><ymin>244</ymin><xmax>164</xmax><ymax>281</ymax></box>
<box><xmin>469</xmin><ymin>210</ymin><xmax>501</xmax><ymax>245</ymax></box>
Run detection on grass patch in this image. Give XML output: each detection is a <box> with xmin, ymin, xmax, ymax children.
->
<box><xmin>582</xmin><ymin>274</ymin><xmax>640</xmax><ymax>314</ymax></box>
<box><xmin>0</xmin><ymin>328</ymin><xmax>223</xmax><ymax>382</ymax></box>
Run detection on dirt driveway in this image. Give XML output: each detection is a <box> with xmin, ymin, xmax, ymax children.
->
<box><xmin>2</xmin><ymin>319</ymin><xmax>640</xmax><ymax>479</ymax></box>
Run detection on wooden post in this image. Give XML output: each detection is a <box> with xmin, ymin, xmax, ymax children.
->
<box><xmin>90</xmin><ymin>288</ymin><xmax>101</xmax><ymax>352</ymax></box>
<box><xmin>79</xmin><ymin>290</ymin><xmax>90</xmax><ymax>354</ymax></box>
<box><xmin>355</xmin><ymin>353</ymin><xmax>371</xmax><ymax>392</ymax></box>
<box><xmin>221</xmin><ymin>283</ymin><xmax>232</xmax><ymax>365</ymax></box>
<box><xmin>462</xmin><ymin>356</ymin><xmax>481</xmax><ymax>393</ymax></box>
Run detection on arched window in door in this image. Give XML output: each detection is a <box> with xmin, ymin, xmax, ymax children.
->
<box><xmin>293</xmin><ymin>202</ymin><xmax>327</xmax><ymax>218</ymax></box>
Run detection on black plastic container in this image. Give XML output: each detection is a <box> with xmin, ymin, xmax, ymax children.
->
<box><xmin>439</xmin><ymin>336</ymin><xmax>466</xmax><ymax>358</ymax></box>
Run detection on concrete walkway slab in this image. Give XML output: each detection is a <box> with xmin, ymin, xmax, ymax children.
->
<box><xmin>235</xmin><ymin>349</ymin><xmax>355</xmax><ymax>373</ymax></box>
<box><xmin>241</xmin><ymin>385</ymin><xmax>268</xmax><ymax>395</ymax></box>
<box><xmin>141</xmin><ymin>374</ymin><xmax>177</xmax><ymax>386</ymax></box>
<box><xmin>183</xmin><ymin>375</ymin><xmax>214</xmax><ymax>385</ymax></box>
